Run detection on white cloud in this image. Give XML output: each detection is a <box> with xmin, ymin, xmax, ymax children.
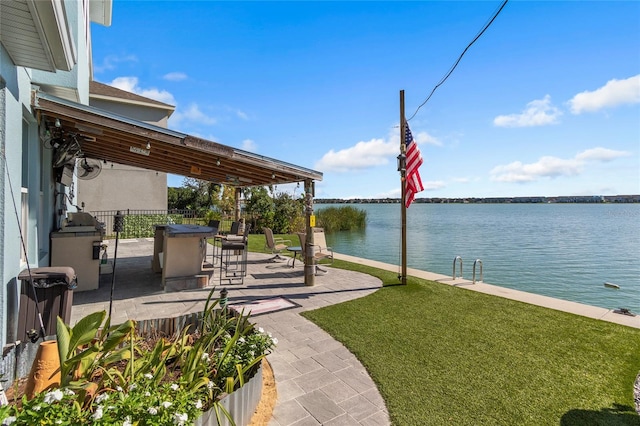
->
<box><xmin>575</xmin><ymin>147</ymin><xmax>631</xmax><ymax>162</ymax></box>
<box><xmin>241</xmin><ymin>139</ymin><xmax>257</xmax><ymax>152</ymax></box>
<box><xmin>171</xmin><ymin>103</ymin><xmax>217</xmax><ymax>126</ymax></box>
<box><xmin>490</xmin><ymin>147</ymin><xmax>631</xmax><ymax>183</ymax></box>
<box><xmin>163</xmin><ymin>72</ymin><xmax>188</xmax><ymax>82</ymax></box>
<box><xmin>315</xmin><ymin>138</ymin><xmax>396</xmax><ymax>172</ymax></box>
<box><xmin>93</xmin><ymin>54</ymin><xmax>137</xmax><ymax>73</ymax></box>
<box><xmin>221</xmin><ymin>106</ymin><xmax>249</xmax><ymax>121</ymax></box>
<box><xmin>424</xmin><ymin>181</ymin><xmax>446</xmax><ymax>191</ymax></box>
<box><xmin>568</xmin><ymin>75</ymin><xmax>640</xmax><ymax>114</ymax></box>
<box><xmin>413</xmin><ymin>130</ymin><xmax>443</xmax><ymax>147</ymax></box>
<box><xmin>493</xmin><ymin>95</ymin><xmax>562</xmax><ymax>127</ymax></box>
<box><xmin>109</xmin><ymin>76</ymin><xmax>176</xmax><ymax>105</ymax></box>
<box><xmin>314</xmin><ymin>127</ymin><xmax>440</xmax><ymax>173</ymax></box>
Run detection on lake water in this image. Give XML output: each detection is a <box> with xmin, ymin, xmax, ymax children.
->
<box><xmin>317</xmin><ymin>203</ymin><xmax>640</xmax><ymax>313</ymax></box>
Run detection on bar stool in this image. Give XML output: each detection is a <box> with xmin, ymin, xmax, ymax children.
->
<box><xmin>220</xmin><ymin>224</ymin><xmax>251</xmax><ymax>284</ymax></box>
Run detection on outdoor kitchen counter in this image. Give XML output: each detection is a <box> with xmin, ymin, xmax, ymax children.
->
<box><xmin>160</xmin><ymin>225</ymin><xmax>216</xmax><ymax>291</ymax></box>
<box><xmin>51</xmin><ymin>231</ymin><xmax>103</xmax><ymax>292</ymax></box>
<box><xmin>164</xmin><ymin>224</ymin><xmax>217</xmax><ymax>237</ymax></box>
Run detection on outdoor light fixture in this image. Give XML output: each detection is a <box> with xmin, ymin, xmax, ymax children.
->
<box><xmin>216</xmin><ymin>159</ymin><xmax>221</xmax><ymax>166</ymax></box>
<box><xmin>54</xmin><ymin>118</ymin><xmax>61</xmax><ymax>128</ymax></box>
<box><xmin>397</xmin><ymin>153</ymin><xmax>406</xmax><ymax>173</ymax></box>
<box><xmin>146</xmin><ymin>141</ymin><xmax>151</xmax><ymax>150</ymax></box>
<box><xmin>271</xmin><ymin>173</ymin><xmax>276</xmax><ymax>179</ymax></box>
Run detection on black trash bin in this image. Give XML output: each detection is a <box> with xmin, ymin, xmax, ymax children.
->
<box><xmin>17</xmin><ymin>267</ymin><xmax>77</xmax><ymax>342</ymax></box>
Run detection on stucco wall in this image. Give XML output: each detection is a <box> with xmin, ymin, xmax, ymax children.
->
<box><xmin>79</xmin><ymin>163</ymin><xmax>167</xmax><ymax>212</ymax></box>
<box><xmin>78</xmin><ymin>94</ymin><xmax>170</xmax><ymax>212</ymax></box>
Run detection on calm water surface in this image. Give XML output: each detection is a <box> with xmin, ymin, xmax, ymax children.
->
<box><xmin>318</xmin><ymin>203</ymin><xmax>640</xmax><ymax>313</ymax></box>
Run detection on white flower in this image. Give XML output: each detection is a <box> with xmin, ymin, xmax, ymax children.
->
<box><xmin>162</xmin><ymin>401</ymin><xmax>172</xmax><ymax>409</ymax></box>
<box><xmin>128</xmin><ymin>383</ymin><xmax>137</xmax><ymax>391</ymax></box>
<box><xmin>145</xmin><ymin>391</ymin><xmax>151</xmax><ymax>397</ymax></box>
<box><xmin>144</xmin><ymin>373</ymin><xmax>153</xmax><ymax>380</ymax></box>
<box><xmin>33</xmin><ymin>405</ymin><xmax>42</xmax><ymax>411</ymax></box>
<box><xmin>173</xmin><ymin>412</ymin><xmax>188</xmax><ymax>425</ymax></box>
<box><xmin>55</xmin><ymin>421</ymin><xmax>62</xmax><ymax>425</ymax></box>
<box><xmin>96</xmin><ymin>393</ymin><xmax>109</xmax><ymax>404</ymax></box>
<box><xmin>258</xmin><ymin>327</ymin><xmax>264</xmax><ymax>333</ymax></box>
<box><xmin>194</xmin><ymin>399</ymin><xmax>203</xmax><ymax>409</ymax></box>
<box><xmin>201</xmin><ymin>352</ymin><xmax>210</xmax><ymax>362</ymax></box>
<box><xmin>170</xmin><ymin>383</ymin><xmax>179</xmax><ymax>391</ymax></box>
<box><xmin>207</xmin><ymin>381</ymin><xmax>215</xmax><ymax>390</ymax></box>
<box><xmin>273</xmin><ymin>337</ymin><xmax>279</xmax><ymax>345</ymax></box>
<box><xmin>148</xmin><ymin>407</ymin><xmax>158</xmax><ymax>415</ymax></box>
<box><xmin>267</xmin><ymin>332</ymin><xmax>273</xmax><ymax>338</ymax></box>
<box><xmin>93</xmin><ymin>406</ymin><xmax>104</xmax><ymax>420</ymax></box>
<box><xmin>2</xmin><ymin>416</ymin><xmax>16</xmax><ymax>425</ymax></box>
<box><xmin>116</xmin><ymin>386</ymin><xmax>124</xmax><ymax>392</ymax></box>
<box><xmin>43</xmin><ymin>389</ymin><xmax>64</xmax><ymax>404</ymax></box>
<box><xmin>64</xmin><ymin>389</ymin><xmax>75</xmax><ymax>396</ymax></box>
<box><xmin>238</xmin><ymin>337</ymin><xmax>246</xmax><ymax>343</ymax></box>
<box><xmin>123</xmin><ymin>416</ymin><xmax>132</xmax><ymax>426</ymax></box>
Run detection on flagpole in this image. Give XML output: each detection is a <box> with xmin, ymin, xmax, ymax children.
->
<box><xmin>400</xmin><ymin>90</ymin><xmax>407</xmax><ymax>286</ymax></box>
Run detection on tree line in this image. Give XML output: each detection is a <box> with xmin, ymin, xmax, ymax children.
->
<box><xmin>168</xmin><ymin>178</ymin><xmax>367</xmax><ymax>234</ymax></box>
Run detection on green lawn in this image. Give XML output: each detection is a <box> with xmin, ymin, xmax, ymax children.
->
<box><xmin>245</xmin><ymin>234</ymin><xmax>640</xmax><ymax>425</ymax></box>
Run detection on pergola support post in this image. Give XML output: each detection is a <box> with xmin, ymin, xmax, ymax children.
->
<box><xmin>303</xmin><ymin>179</ymin><xmax>315</xmax><ymax>286</ymax></box>
<box><xmin>234</xmin><ymin>187</ymin><xmax>242</xmax><ymax>222</ymax></box>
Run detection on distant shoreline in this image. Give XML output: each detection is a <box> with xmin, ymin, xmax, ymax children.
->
<box><xmin>316</xmin><ymin>195</ymin><xmax>640</xmax><ymax>204</ymax></box>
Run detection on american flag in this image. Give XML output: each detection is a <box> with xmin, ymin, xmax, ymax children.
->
<box><xmin>404</xmin><ymin>122</ymin><xmax>424</xmax><ymax>208</ymax></box>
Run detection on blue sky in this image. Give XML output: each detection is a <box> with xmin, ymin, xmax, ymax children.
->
<box><xmin>91</xmin><ymin>1</ymin><xmax>639</xmax><ymax>199</ymax></box>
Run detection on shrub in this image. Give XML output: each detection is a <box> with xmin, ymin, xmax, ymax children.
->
<box><xmin>121</xmin><ymin>214</ymin><xmax>184</xmax><ymax>238</ymax></box>
<box><xmin>316</xmin><ymin>206</ymin><xmax>367</xmax><ymax>232</ymax></box>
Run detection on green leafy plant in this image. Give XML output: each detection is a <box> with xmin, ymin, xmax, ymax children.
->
<box><xmin>1</xmin><ymin>287</ymin><xmax>276</xmax><ymax>425</ymax></box>
<box><xmin>316</xmin><ymin>206</ymin><xmax>367</xmax><ymax>232</ymax></box>
<box><xmin>56</xmin><ymin>311</ymin><xmax>135</xmax><ymax>401</ymax></box>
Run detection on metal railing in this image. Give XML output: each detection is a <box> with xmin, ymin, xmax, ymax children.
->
<box><xmin>452</xmin><ymin>256</ymin><xmax>463</xmax><ymax>279</ymax></box>
<box><xmin>473</xmin><ymin>259</ymin><xmax>483</xmax><ymax>284</ymax></box>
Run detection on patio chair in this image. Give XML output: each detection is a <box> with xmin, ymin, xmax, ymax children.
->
<box><xmin>225</xmin><ymin>221</ymin><xmax>245</xmax><ymax>241</ymax></box>
<box><xmin>263</xmin><ymin>227</ymin><xmax>291</xmax><ymax>262</ymax></box>
<box><xmin>297</xmin><ymin>227</ymin><xmax>333</xmax><ymax>275</ymax></box>
<box><xmin>207</xmin><ymin>219</ymin><xmax>220</xmax><ymax>232</ymax></box>
<box><xmin>220</xmin><ymin>223</ymin><xmax>251</xmax><ymax>284</ymax></box>
<box><xmin>230</xmin><ymin>221</ymin><xmax>240</xmax><ymax>235</ymax></box>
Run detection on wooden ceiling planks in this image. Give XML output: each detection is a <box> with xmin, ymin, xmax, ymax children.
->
<box><xmin>33</xmin><ymin>92</ymin><xmax>322</xmax><ymax>187</ymax></box>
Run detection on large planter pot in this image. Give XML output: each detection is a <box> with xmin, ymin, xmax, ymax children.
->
<box><xmin>195</xmin><ymin>363</ymin><xmax>263</xmax><ymax>426</ymax></box>
<box><xmin>25</xmin><ymin>340</ymin><xmax>61</xmax><ymax>399</ymax></box>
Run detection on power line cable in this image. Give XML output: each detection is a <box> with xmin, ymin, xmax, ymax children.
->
<box><xmin>407</xmin><ymin>0</ymin><xmax>509</xmax><ymax>122</ymax></box>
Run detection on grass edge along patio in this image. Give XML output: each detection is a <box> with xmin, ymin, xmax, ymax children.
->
<box><xmin>243</xmin><ymin>232</ymin><xmax>640</xmax><ymax>425</ymax></box>
<box><xmin>301</xmin><ymin>256</ymin><xmax>640</xmax><ymax>425</ymax></box>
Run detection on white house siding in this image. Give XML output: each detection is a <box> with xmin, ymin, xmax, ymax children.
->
<box><xmin>0</xmin><ymin>0</ymin><xmax>100</xmax><ymax>347</ymax></box>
